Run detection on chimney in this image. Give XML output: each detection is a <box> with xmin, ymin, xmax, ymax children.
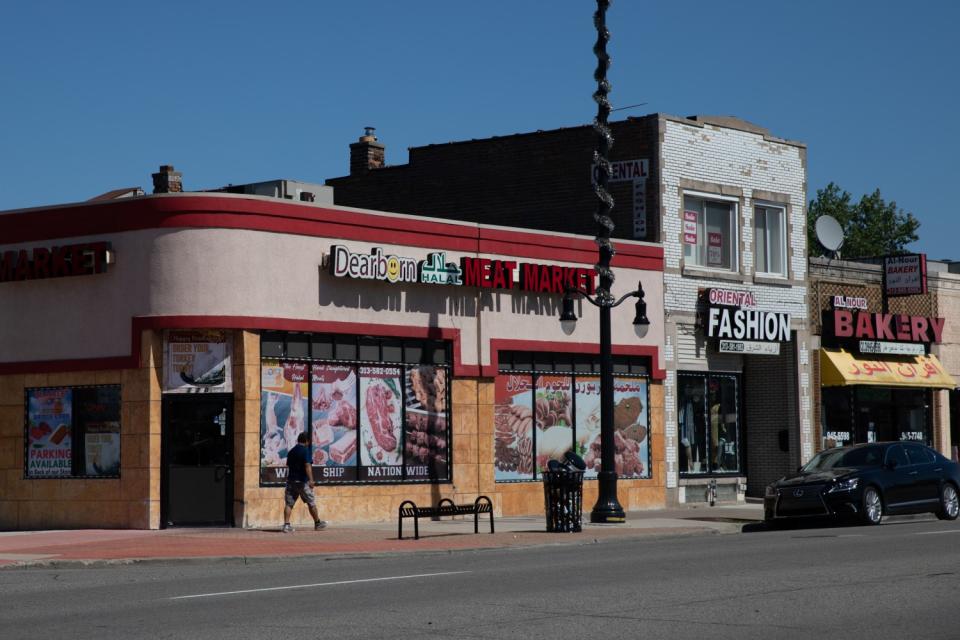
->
<box><xmin>349</xmin><ymin>127</ymin><xmax>385</xmax><ymax>176</ymax></box>
<box><xmin>152</xmin><ymin>164</ymin><xmax>183</xmax><ymax>193</ymax></box>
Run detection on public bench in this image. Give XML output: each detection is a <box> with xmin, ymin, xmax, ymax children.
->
<box><xmin>397</xmin><ymin>496</ymin><xmax>495</xmax><ymax>540</ymax></box>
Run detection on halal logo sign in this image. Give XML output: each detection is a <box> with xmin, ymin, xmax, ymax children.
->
<box><xmin>328</xmin><ymin>245</ymin><xmax>462</xmax><ymax>285</ymax></box>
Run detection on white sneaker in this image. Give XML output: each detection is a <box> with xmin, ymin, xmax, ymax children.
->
<box><xmin>314</xmin><ymin>520</ymin><xmax>327</xmax><ymax>531</ymax></box>
<box><xmin>282</xmin><ymin>523</ymin><xmax>294</xmax><ymax>533</ymax></box>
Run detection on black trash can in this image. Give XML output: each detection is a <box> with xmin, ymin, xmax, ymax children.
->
<box><xmin>542</xmin><ymin>465</ymin><xmax>584</xmax><ymax>533</ymax></box>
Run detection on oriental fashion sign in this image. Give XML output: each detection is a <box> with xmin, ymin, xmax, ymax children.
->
<box><xmin>702</xmin><ymin>288</ymin><xmax>791</xmax><ymax>355</ymax></box>
<box><xmin>327</xmin><ymin>245</ymin><xmax>595</xmax><ymax>295</ymax></box>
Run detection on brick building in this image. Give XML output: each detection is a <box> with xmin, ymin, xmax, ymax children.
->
<box><xmin>327</xmin><ymin>114</ymin><xmax>813</xmax><ymax>503</ymax></box>
<box><xmin>809</xmin><ymin>257</ymin><xmax>958</xmax><ymax>457</ymax></box>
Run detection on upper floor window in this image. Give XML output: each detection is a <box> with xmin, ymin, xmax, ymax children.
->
<box><xmin>754</xmin><ymin>204</ymin><xmax>787</xmax><ymax>277</ymax></box>
<box><xmin>683</xmin><ymin>195</ymin><xmax>737</xmax><ymax>271</ymax></box>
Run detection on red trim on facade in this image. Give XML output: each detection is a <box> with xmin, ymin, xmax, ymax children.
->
<box><xmin>484</xmin><ymin>339</ymin><xmax>665</xmax><ymax>380</ymax></box>
<box><xmin>0</xmin><ymin>316</ymin><xmax>475</xmax><ymax>377</ymax></box>
<box><xmin>0</xmin><ymin>196</ymin><xmax>663</xmax><ymax>269</ymax></box>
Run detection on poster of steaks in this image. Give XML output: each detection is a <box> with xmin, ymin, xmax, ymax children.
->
<box><xmin>358</xmin><ymin>365</ymin><xmax>404</xmax><ymax>480</ymax></box>
<box><xmin>310</xmin><ymin>364</ymin><xmax>358</xmax><ymax>481</ymax></box>
<box><xmin>259</xmin><ymin>360</ymin><xmax>452</xmax><ymax>485</ymax></box>
<box><xmin>404</xmin><ymin>365</ymin><xmax>449</xmax><ymax>480</ymax></box>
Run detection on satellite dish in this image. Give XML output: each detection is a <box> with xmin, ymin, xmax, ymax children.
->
<box><xmin>815</xmin><ymin>215</ymin><xmax>845</xmax><ymax>255</ymax></box>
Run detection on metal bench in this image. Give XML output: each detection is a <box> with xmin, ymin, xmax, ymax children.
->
<box><xmin>398</xmin><ymin>496</ymin><xmax>495</xmax><ymax>540</ymax></box>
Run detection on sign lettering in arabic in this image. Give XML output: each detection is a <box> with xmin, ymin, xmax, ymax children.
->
<box><xmin>884</xmin><ymin>254</ymin><xmax>927</xmax><ymax>296</ymax></box>
<box><xmin>718</xmin><ymin>340</ymin><xmax>781</xmax><ymax>355</ymax></box>
<box><xmin>0</xmin><ymin>242</ymin><xmax>112</xmax><ymax>284</ymax></box>
<box><xmin>858</xmin><ymin>340</ymin><xmax>925</xmax><ymax>356</ymax></box>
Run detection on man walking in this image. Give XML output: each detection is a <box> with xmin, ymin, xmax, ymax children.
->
<box><xmin>282</xmin><ymin>432</ymin><xmax>326</xmax><ymax>532</ymax></box>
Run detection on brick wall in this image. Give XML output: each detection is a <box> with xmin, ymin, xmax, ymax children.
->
<box><xmin>658</xmin><ymin>116</ymin><xmax>811</xmax><ymax>496</ymax></box>
<box><xmin>744</xmin><ymin>340</ymin><xmax>799</xmax><ymax>496</ymax></box>
<box><xmin>326</xmin><ymin>117</ymin><xmax>661</xmax><ymax>241</ymax></box>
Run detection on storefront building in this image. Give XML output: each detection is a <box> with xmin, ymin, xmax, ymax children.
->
<box><xmin>326</xmin><ymin>115</ymin><xmax>812</xmax><ymax>502</ymax></box>
<box><xmin>0</xmin><ymin>192</ymin><xmax>665</xmax><ymax>529</ymax></box>
<box><xmin>810</xmin><ymin>257</ymin><xmax>958</xmax><ymax>455</ymax></box>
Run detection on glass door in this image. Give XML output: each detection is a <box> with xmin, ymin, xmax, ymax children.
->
<box><xmin>162</xmin><ymin>395</ymin><xmax>234</xmax><ymax>527</ymax></box>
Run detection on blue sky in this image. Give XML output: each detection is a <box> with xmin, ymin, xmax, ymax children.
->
<box><xmin>2</xmin><ymin>1</ymin><xmax>957</xmax><ymax>258</ymax></box>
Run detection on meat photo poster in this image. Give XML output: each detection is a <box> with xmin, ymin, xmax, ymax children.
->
<box><xmin>612</xmin><ymin>377</ymin><xmax>650</xmax><ymax>479</ymax></box>
<box><xmin>310</xmin><ymin>364</ymin><xmax>357</xmax><ymax>481</ymax></box>
<box><xmin>404</xmin><ymin>365</ymin><xmax>449</xmax><ymax>481</ymax></box>
<box><xmin>534</xmin><ymin>375</ymin><xmax>573</xmax><ymax>477</ymax></box>
<box><xmin>260</xmin><ymin>360</ymin><xmax>309</xmax><ymax>484</ymax></box>
<box><xmin>26</xmin><ymin>387</ymin><xmax>73</xmax><ymax>478</ymax></box>
<box><xmin>574</xmin><ymin>377</ymin><xmax>602</xmax><ymax>479</ymax></box>
<box><xmin>358</xmin><ymin>365</ymin><xmax>403</xmax><ymax>480</ymax></box>
<box><xmin>494</xmin><ymin>374</ymin><xmax>534</xmax><ymax>481</ymax></box>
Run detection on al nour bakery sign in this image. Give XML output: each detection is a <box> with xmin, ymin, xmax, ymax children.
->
<box><xmin>700</xmin><ymin>288</ymin><xmax>792</xmax><ymax>355</ymax></box>
<box><xmin>326</xmin><ymin>244</ymin><xmax>596</xmax><ymax>294</ymax></box>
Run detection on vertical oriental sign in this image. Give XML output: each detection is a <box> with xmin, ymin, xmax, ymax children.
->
<box><xmin>164</xmin><ymin>330</ymin><xmax>232</xmax><ymax>393</ymax></box>
<box><xmin>26</xmin><ymin>388</ymin><xmax>73</xmax><ymax>477</ymax></box>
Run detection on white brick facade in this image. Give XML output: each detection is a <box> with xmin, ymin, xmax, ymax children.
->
<box><xmin>658</xmin><ymin>116</ymin><xmax>812</xmax><ymax>496</ymax></box>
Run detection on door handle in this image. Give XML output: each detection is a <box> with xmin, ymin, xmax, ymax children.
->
<box><xmin>908</xmin><ymin>471</ymin><xmax>919</xmax><ymax>476</ymax></box>
<box><xmin>935</xmin><ymin>468</ymin><xmax>943</xmax><ymax>472</ymax></box>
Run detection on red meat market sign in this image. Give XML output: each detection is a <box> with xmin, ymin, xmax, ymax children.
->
<box><xmin>0</xmin><ymin>242</ymin><xmax>112</xmax><ymax>283</ymax></box>
<box><xmin>827</xmin><ymin>310</ymin><xmax>945</xmax><ymax>344</ymax></box>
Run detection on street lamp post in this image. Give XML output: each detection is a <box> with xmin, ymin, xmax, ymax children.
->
<box><xmin>558</xmin><ymin>0</ymin><xmax>651</xmax><ymax>523</ymax></box>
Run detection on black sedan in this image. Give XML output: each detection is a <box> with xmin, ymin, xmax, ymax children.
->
<box><xmin>764</xmin><ymin>442</ymin><xmax>960</xmax><ymax>526</ymax></box>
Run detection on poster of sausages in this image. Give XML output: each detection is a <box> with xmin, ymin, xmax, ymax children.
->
<box><xmin>358</xmin><ymin>365</ymin><xmax>403</xmax><ymax>481</ymax></box>
<box><xmin>404</xmin><ymin>365</ymin><xmax>449</xmax><ymax>481</ymax></box>
<box><xmin>494</xmin><ymin>374</ymin><xmax>534</xmax><ymax>482</ymax></box>
<box><xmin>534</xmin><ymin>375</ymin><xmax>574</xmax><ymax>477</ymax></box>
<box><xmin>611</xmin><ymin>378</ymin><xmax>650</xmax><ymax>478</ymax></box>
<box><xmin>26</xmin><ymin>387</ymin><xmax>73</xmax><ymax>478</ymax></box>
<box><xmin>310</xmin><ymin>364</ymin><xmax>358</xmax><ymax>482</ymax></box>
<box><xmin>260</xmin><ymin>360</ymin><xmax>309</xmax><ymax>484</ymax></box>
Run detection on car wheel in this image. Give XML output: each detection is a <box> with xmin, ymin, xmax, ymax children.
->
<box><xmin>937</xmin><ymin>483</ymin><xmax>959</xmax><ymax>521</ymax></box>
<box><xmin>860</xmin><ymin>486</ymin><xmax>883</xmax><ymax>526</ymax></box>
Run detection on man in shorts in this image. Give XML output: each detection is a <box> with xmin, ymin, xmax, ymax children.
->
<box><xmin>282</xmin><ymin>432</ymin><xmax>326</xmax><ymax>532</ymax></box>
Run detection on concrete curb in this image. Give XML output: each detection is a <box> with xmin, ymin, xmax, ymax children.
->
<box><xmin>0</xmin><ymin>524</ymin><xmax>736</xmax><ymax>571</ymax></box>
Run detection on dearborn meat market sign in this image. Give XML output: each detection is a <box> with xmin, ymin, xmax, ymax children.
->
<box><xmin>326</xmin><ymin>245</ymin><xmax>596</xmax><ymax>295</ymax></box>
<box><xmin>701</xmin><ymin>288</ymin><xmax>791</xmax><ymax>355</ymax></box>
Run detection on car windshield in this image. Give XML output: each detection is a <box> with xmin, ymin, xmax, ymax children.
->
<box><xmin>802</xmin><ymin>446</ymin><xmax>883</xmax><ymax>471</ymax></box>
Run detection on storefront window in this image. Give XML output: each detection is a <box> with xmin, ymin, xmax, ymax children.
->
<box><xmin>495</xmin><ymin>352</ymin><xmax>650</xmax><ymax>482</ymax></box>
<box><xmin>683</xmin><ymin>195</ymin><xmax>737</xmax><ymax>270</ymax></box>
<box><xmin>259</xmin><ymin>333</ymin><xmax>451</xmax><ymax>486</ymax></box>
<box><xmin>822</xmin><ymin>387</ymin><xmax>932</xmax><ymax>448</ymax></box>
<box><xmin>24</xmin><ymin>385</ymin><xmax>121</xmax><ymax>479</ymax></box>
<box><xmin>678</xmin><ymin>373</ymin><xmax>741</xmax><ymax>475</ymax></box>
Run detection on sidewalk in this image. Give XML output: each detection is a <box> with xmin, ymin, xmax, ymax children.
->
<box><xmin>0</xmin><ymin>504</ymin><xmax>763</xmax><ymax>570</ymax></box>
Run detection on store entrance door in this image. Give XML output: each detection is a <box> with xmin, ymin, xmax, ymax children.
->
<box><xmin>162</xmin><ymin>395</ymin><xmax>234</xmax><ymax>527</ymax></box>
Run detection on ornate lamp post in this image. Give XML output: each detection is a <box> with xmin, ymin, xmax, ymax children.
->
<box><xmin>557</xmin><ymin>0</ymin><xmax>651</xmax><ymax>523</ymax></box>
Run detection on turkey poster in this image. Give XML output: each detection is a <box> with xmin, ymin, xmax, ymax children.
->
<box><xmin>260</xmin><ymin>360</ymin><xmax>309</xmax><ymax>484</ymax></box>
<box><xmin>358</xmin><ymin>365</ymin><xmax>403</xmax><ymax>481</ymax></box>
<box><xmin>164</xmin><ymin>330</ymin><xmax>232</xmax><ymax>394</ymax></box>
<box><xmin>493</xmin><ymin>374</ymin><xmax>534</xmax><ymax>482</ymax></box>
<box><xmin>310</xmin><ymin>364</ymin><xmax>358</xmax><ymax>481</ymax></box>
<box><xmin>534</xmin><ymin>375</ymin><xmax>573</xmax><ymax>477</ymax></box>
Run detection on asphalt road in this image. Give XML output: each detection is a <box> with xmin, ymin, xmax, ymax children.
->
<box><xmin>3</xmin><ymin>518</ymin><xmax>960</xmax><ymax>640</ymax></box>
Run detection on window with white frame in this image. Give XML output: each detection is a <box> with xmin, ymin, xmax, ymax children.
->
<box><xmin>682</xmin><ymin>195</ymin><xmax>737</xmax><ymax>271</ymax></box>
<box><xmin>754</xmin><ymin>204</ymin><xmax>787</xmax><ymax>276</ymax></box>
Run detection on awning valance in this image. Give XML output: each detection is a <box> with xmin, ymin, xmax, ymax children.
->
<box><xmin>820</xmin><ymin>350</ymin><xmax>957</xmax><ymax>389</ymax></box>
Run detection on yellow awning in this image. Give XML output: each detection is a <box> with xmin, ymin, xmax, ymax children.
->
<box><xmin>820</xmin><ymin>350</ymin><xmax>957</xmax><ymax>389</ymax></box>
